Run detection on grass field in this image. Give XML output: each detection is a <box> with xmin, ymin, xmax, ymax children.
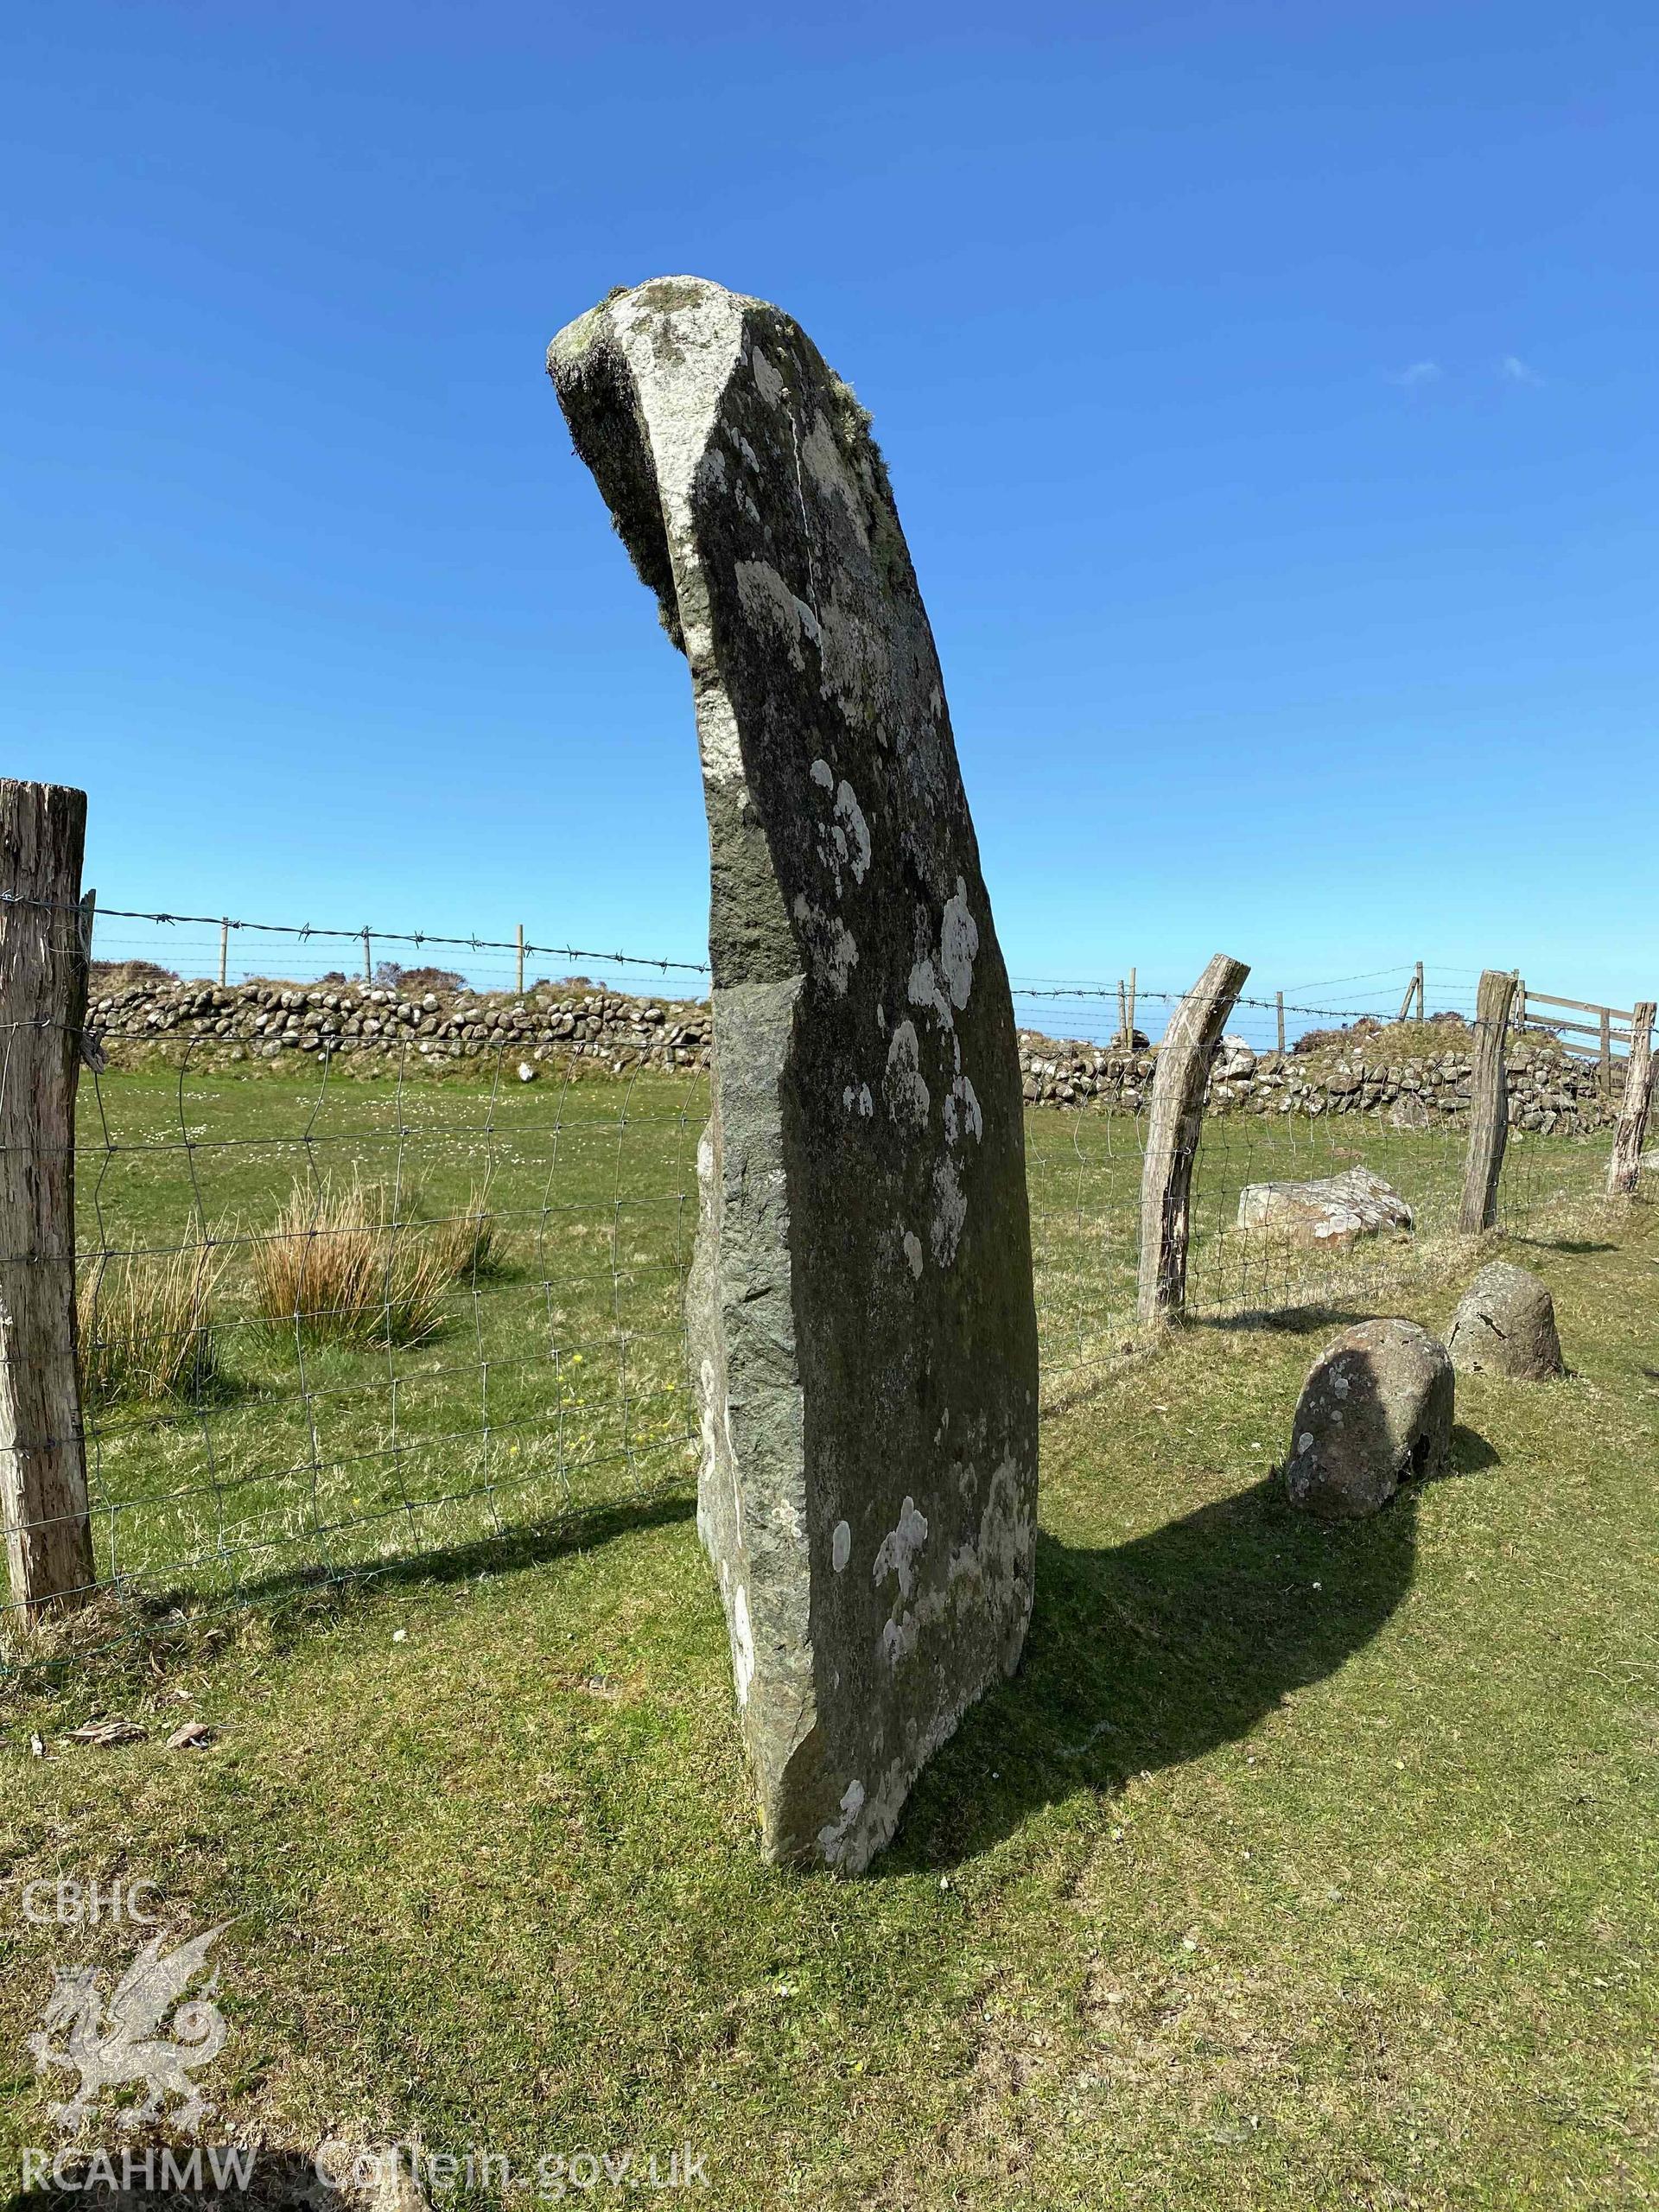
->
<box><xmin>8</xmin><ymin>1064</ymin><xmax>1615</xmax><ymax>1620</ymax></box>
<box><xmin>2</xmin><ymin>1070</ymin><xmax>1649</xmax><ymax>2209</ymax></box>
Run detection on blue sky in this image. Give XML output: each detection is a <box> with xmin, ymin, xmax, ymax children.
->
<box><xmin>3</xmin><ymin>2</ymin><xmax>1653</xmax><ymax>1032</ymax></box>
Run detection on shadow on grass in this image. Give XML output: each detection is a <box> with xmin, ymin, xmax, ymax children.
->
<box><xmin>1</xmin><ymin>1489</ymin><xmax>696</xmax><ymax>1700</ymax></box>
<box><xmin>886</xmin><ymin>1428</ymin><xmax>1496</xmax><ymax>1874</ymax></box>
<box><xmin>1510</xmin><ymin>1236</ymin><xmax>1618</xmax><ymax>1255</ymax></box>
<box><xmin>1190</xmin><ymin>1304</ymin><xmax>1379</xmax><ymax>1338</ymax></box>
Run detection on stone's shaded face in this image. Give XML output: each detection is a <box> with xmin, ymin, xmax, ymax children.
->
<box><xmin>1283</xmin><ymin>1319</ymin><xmax>1455</xmax><ymax>1521</ymax></box>
<box><xmin>1447</xmin><ymin>1261</ymin><xmax>1564</xmax><ymax>1380</ymax></box>
<box><xmin>550</xmin><ymin>276</ymin><xmax>1039</xmax><ymax>1872</ymax></box>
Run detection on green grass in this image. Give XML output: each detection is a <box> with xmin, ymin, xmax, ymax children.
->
<box><xmin>1</xmin><ymin>1070</ymin><xmax>1650</xmax><ymax>2208</ymax></box>
<box><xmin>35</xmin><ymin>1066</ymin><xmax>1612</xmax><ymax>1618</ymax></box>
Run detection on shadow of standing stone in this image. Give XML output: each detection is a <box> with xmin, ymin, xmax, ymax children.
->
<box><xmin>549</xmin><ymin>277</ymin><xmax>1039</xmax><ymax>1872</ymax></box>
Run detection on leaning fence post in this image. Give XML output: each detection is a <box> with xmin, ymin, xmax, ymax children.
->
<box><xmin>1458</xmin><ymin>968</ymin><xmax>1518</xmax><ymax>1233</ymax></box>
<box><xmin>1</xmin><ymin>780</ymin><xmax>96</xmax><ymax>1612</ymax></box>
<box><xmin>1607</xmin><ymin>1001</ymin><xmax>1656</xmax><ymax>1198</ymax></box>
<box><xmin>1135</xmin><ymin>951</ymin><xmax>1250</xmax><ymax>1324</ymax></box>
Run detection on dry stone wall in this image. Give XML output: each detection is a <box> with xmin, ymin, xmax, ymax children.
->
<box><xmin>1019</xmin><ymin>1029</ymin><xmax>1615</xmax><ymax>1136</ymax></box>
<box><xmin>88</xmin><ymin>982</ymin><xmax>1613</xmax><ymax>1134</ymax></box>
<box><xmin>88</xmin><ymin>979</ymin><xmax>713</xmax><ymax>1076</ymax></box>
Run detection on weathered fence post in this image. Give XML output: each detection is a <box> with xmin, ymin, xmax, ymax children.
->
<box><xmin>1135</xmin><ymin>952</ymin><xmax>1250</xmax><ymax>1324</ymax></box>
<box><xmin>1275</xmin><ymin>989</ymin><xmax>1286</xmax><ymax>1056</ymax></box>
<box><xmin>1608</xmin><ymin>1000</ymin><xmax>1656</xmax><ymax>1198</ymax></box>
<box><xmin>1397</xmin><ymin>961</ymin><xmax>1425</xmax><ymax>1022</ymax></box>
<box><xmin>515</xmin><ymin>922</ymin><xmax>526</xmax><ymax>997</ymax></box>
<box><xmin>1</xmin><ymin>780</ymin><xmax>96</xmax><ymax>1613</ymax></box>
<box><xmin>1458</xmin><ymin>968</ymin><xmax>1518</xmax><ymax>1233</ymax></box>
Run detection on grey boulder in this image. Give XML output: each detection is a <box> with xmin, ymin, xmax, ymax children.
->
<box><xmin>1237</xmin><ymin>1166</ymin><xmax>1414</xmax><ymax>1247</ymax></box>
<box><xmin>1446</xmin><ymin>1261</ymin><xmax>1563</xmax><ymax>1380</ymax></box>
<box><xmin>1284</xmin><ymin>1319</ymin><xmax>1454</xmax><ymax>1519</ymax></box>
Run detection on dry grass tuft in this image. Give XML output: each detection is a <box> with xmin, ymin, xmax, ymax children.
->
<box><xmin>251</xmin><ymin>1180</ymin><xmax>450</xmax><ymax>1348</ymax></box>
<box><xmin>79</xmin><ymin>1246</ymin><xmax>226</xmax><ymax>1404</ymax></box>
<box><xmin>421</xmin><ymin>1183</ymin><xmax>508</xmax><ymax>1282</ymax></box>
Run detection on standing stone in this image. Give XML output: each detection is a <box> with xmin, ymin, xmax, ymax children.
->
<box><xmin>1283</xmin><ymin>1319</ymin><xmax>1454</xmax><ymax>1519</ymax></box>
<box><xmin>1446</xmin><ymin>1261</ymin><xmax>1563</xmax><ymax>1379</ymax></box>
<box><xmin>550</xmin><ymin>278</ymin><xmax>1039</xmax><ymax>1872</ymax></box>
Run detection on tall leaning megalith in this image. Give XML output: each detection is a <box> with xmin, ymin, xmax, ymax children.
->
<box><xmin>549</xmin><ymin>277</ymin><xmax>1039</xmax><ymax>1872</ymax></box>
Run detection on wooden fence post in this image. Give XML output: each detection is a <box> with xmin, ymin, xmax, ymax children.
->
<box><xmin>218</xmin><ymin>919</ymin><xmax>229</xmax><ymax>988</ymax></box>
<box><xmin>1</xmin><ymin>780</ymin><xmax>96</xmax><ymax>1612</ymax></box>
<box><xmin>1397</xmin><ymin>962</ymin><xmax>1424</xmax><ymax>1022</ymax></box>
<box><xmin>1135</xmin><ymin>951</ymin><xmax>1250</xmax><ymax>1324</ymax></box>
<box><xmin>362</xmin><ymin>929</ymin><xmax>372</xmax><ymax>984</ymax></box>
<box><xmin>516</xmin><ymin>922</ymin><xmax>526</xmax><ymax>997</ymax></box>
<box><xmin>1127</xmin><ymin>966</ymin><xmax>1137</xmax><ymax>1047</ymax></box>
<box><xmin>1458</xmin><ymin>968</ymin><xmax>1518</xmax><ymax>1233</ymax></box>
<box><xmin>1607</xmin><ymin>1001</ymin><xmax>1656</xmax><ymax>1198</ymax></box>
<box><xmin>1275</xmin><ymin>989</ymin><xmax>1285</xmax><ymax>1056</ymax></box>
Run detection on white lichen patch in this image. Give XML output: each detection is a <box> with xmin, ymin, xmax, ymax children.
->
<box><xmin>816</xmin><ymin>1777</ymin><xmax>867</xmax><ymax>1865</ymax></box>
<box><xmin>749</xmin><ymin>343</ymin><xmax>785</xmax><ymax>407</ymax></box>
<box><xmin>809</xmin><ymin>761</ymin><xmax>873</xmax><ymax>896</ymax></box>
<box><xmin>697</xmin><ymin>1355</ymin><xmax>719</xmax><ymax>1486</ymax></box>
<box><xmin>902</xmin><ymin>1229</ymin><xmax>924</xmax><ymax>1278</ymax></box>
<box><xmin>931</xmin><ymin>1154</ymin><xmax>968</xmax><ymax>1267</ymax></box>
<box><xmin>883</xmin><ymin>1020</ymin><xmax>930</xmax><ymax>1131</ymax></box>
<box><xmin>873</xmin><ymin>1495</ymin><xmax>929</xmax><ymax>1599</ymax></box>
<box><xmin>791</xmin><ymin>896</ymin><xmax>858</xmax><ymax>994</ymax></box>
<box><xmin>907</xmin><ymin>956</ymin><xmax>950</xmax><ymax>1030</ymax></box>
<box><xmin>835</xmin><ymin>779</ymin><xmax>871</xmax><ymax>882</ymax></box>
<box><xmin>732</xmin><ymin>1583</ymin><xmax>755</xmax><ymax>1707</ymax></box>
<box><xmin>801</xmin><ymin>410</ymin><xmax>870</xmax><ymax>544</ymax></box>
<box><xmin>940</xmin><ymin>878</ymin><xmax>978</xmax><ymax>1011</ymax></box>
<box><xmin>942</xmin><ymin>1072</ymin><xmax>983</xmax><ymax>1146</ymax></box>
<box><xmin>734</xmin><ymin>560</ymin><xmax>820</xmax><ymax>670</ymax></box>
<box><xmin>831</xmin><ymin>1519</ymin><xmax>852</xmax><ymax>1573</ymax></box>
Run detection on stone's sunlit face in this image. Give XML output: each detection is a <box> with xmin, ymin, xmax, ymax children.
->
<box><xmin>550</xmin><ymin>276</ymin><xmax>1039</xmax><ymax>1873</ymax></box>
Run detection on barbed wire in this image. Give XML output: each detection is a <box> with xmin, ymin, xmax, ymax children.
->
<box><xmin>2</xmin><ymin>892</ymin><xmax>709</xmax><ymax>978</ymax></box>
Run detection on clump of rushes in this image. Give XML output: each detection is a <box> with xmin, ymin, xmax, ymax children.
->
<box><xmin>79</xmin><ymin>1245</ymin><xmax>226</xmax><ymax>1405</ymax></box>
<box><xmin>251</xmin><ymin>1179</ymin><xmax>450</xmax><ymax>1349</ymax></box>
<box><xmin>420</xmin><ymin>1182</ymin><xmax>508</xmax><ymax>1283</ymax></box>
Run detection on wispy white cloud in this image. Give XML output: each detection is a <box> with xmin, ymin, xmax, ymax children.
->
<box><xmin>1389</xmin><ymin>359</ymin><xmax>1443</xmax><ymax>389</ymax></box>
<box><xmin>1500</xmin><ymin>354</ymin><xmax>1544</xmax><ymax>386</ymax></box>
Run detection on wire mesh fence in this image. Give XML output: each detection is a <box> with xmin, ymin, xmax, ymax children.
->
<box><xmin>0</xmin><ymin>903</ymin><xmax>1631</xmax><ymax>1663</ymax></box>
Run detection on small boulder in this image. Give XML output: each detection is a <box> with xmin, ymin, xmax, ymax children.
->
<box><xmin>1284</xmin><ymin>1319</ymin><xmax>1454</xmax><ymax>1519</ymax></box>
<box><xmin>1237</xmin><ymin>1166</ymin><xmax>1414</xmax><ymax>1247</ymax></box>
<box><xmin>1446</xmin><ymin>1261</ymin><xmax>1563</xmax><ymax>1380</ymax></box>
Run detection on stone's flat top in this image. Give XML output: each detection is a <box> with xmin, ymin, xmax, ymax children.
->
<box><xmin>1237</xmin><ymin>1166</ymin><xmax>1414</xmax><ymax>1240</ymax></box>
